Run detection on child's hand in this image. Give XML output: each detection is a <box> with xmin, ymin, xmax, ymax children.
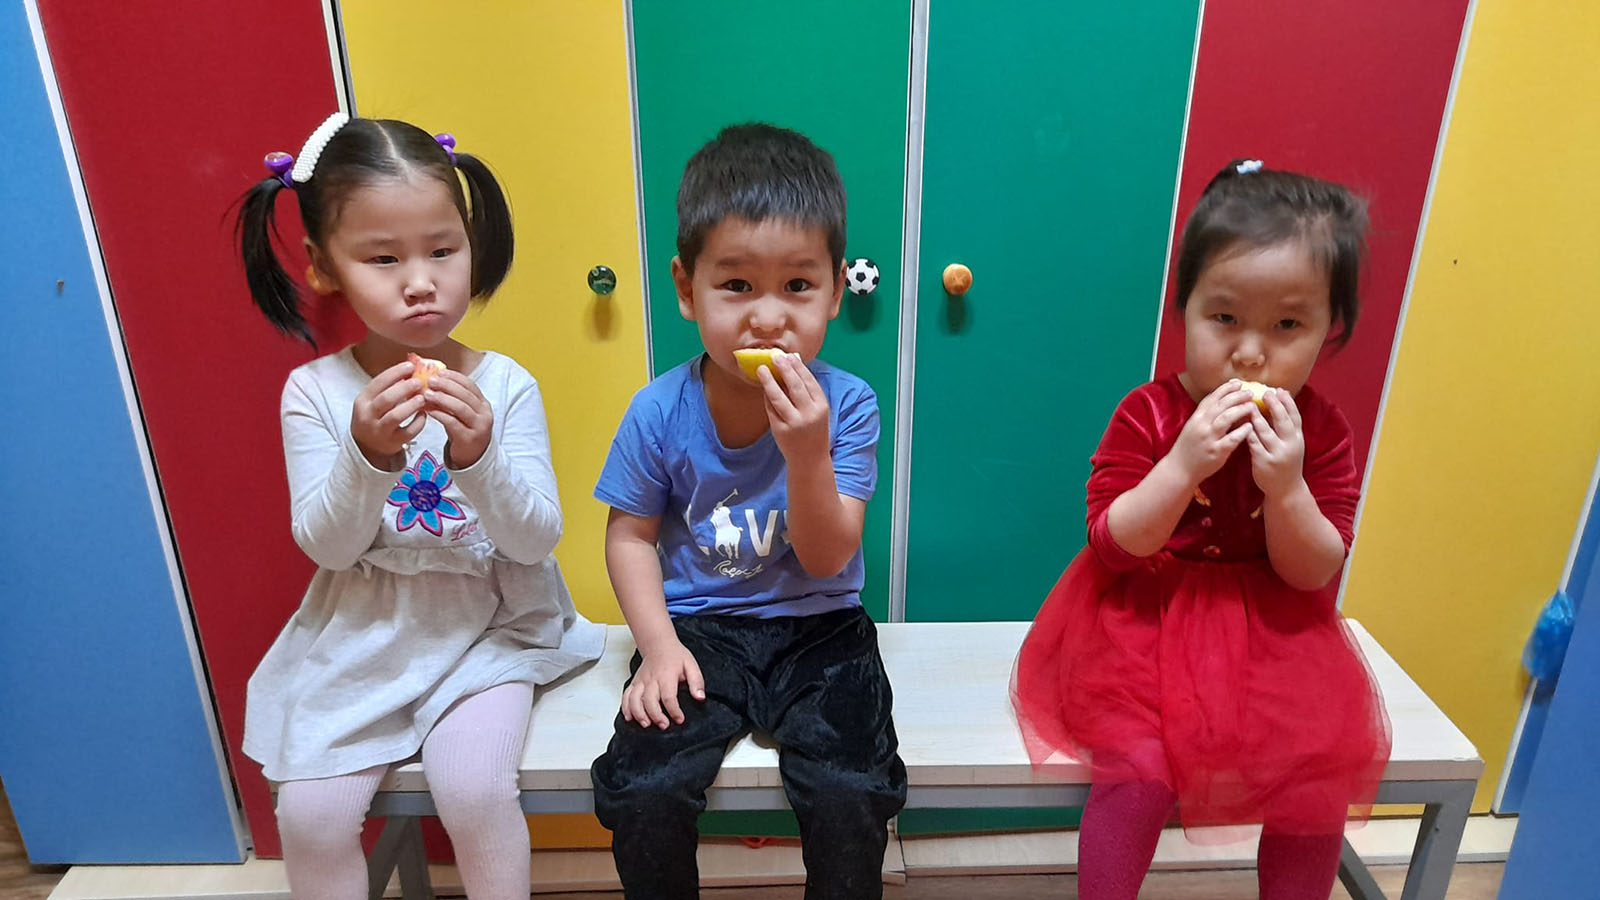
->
<box><xmin>624</xmin><ymin>639</ymin><xmax>706</xmax><ymax>730</ymax></box>
<box><xmin>759</xmin><ymin>354</ymin><xmax>830</xmax><ymax>465</ymax></box>
<box><xmin>351</xmin><ymin>360</ymin><xmax>428</xmax><ymax>469</ymax></box>
<box><xmin>1170</xmin><ymin>380</ymin><xmax>1254</xmax><ymax>484</ymax></box>
<box><xmin>423</xmin><ymin>370</ymin><xmax>494</xmax><ymax>469</ymax></box>
<box><xmin>1246</xmin><ymin>388</ymin><xmax>1307</xmax><ymax>499</ymax></box>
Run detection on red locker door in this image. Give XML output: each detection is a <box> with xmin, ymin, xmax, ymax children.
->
<box><xmin>37</xmin><ymin>0</ymin><xmax>358</xmax><ymax>856</ymax></box>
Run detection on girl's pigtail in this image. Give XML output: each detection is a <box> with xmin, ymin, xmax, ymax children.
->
<box><xmin>454</xmin><ymin>152</ymin><xmax>515</xmax><ymax>298</ymax></box>
<box><xmin>234</xmin><ymin>176</ymin><xmax>313</xmax><ymax>343</ymax></box>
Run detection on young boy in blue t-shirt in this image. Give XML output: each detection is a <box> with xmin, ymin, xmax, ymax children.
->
<box><xmin>591</xmin><ymin>123</ymin><xmax>907</xmax><ymax>899</ymax></box>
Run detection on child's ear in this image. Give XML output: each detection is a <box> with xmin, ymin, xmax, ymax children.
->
<box><xmin>671</xmin><ymin>256</ymin><xmax>697</xmax><ymax>321</ymax></box>
<box><xmin>828</xmin><ymin>260</ymin><xmax>846</xmax><ymax>320</ymax></box>
<box><xmin>302</xmin><ymin>238</ymin><xmax>338</xmax><ymax>295</ymax></box>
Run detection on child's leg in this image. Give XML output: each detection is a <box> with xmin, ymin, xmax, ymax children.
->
<box><xmin>420</xmin><ymin>681</ymin><xmax>535</xmax><ymax>900</ymax></box>
<box><xmin>591</xmin><ymin>620</ymin><xmax>750</xmax><ymax>900</ymax></box>
<box><xmin>767</xmin><ymin>609</ymin><xmax>907</xmax><ymax>900</ymax></box>
<box><xmin>1076</xmin><ymin>742</ymin><xmax>1176</xmax><ymax>900</ymax></box>
<box><xmin>1256</xmin><ymin>783</ymin><xmax>1346</xmax><ymax>900</ymax></box>
<box><xmin>274</xmin><ymin>765</ymin><xmax>386</xmax><ymax>900</ymax></box>
<box><xmin>1256</xmin><ymin>831</ymin><xmax>1343</xmax><ymax>900</ymax></box>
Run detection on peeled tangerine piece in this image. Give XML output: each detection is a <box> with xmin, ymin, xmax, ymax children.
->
<box><xmin>733</xmin><ymin>348</ymin><xmax>796</xmax><ymax>383</ymax></box>
<box><xmin>407</xmin><ymin>352</ymin><xmax>447</xmax><ymax>387</ymax></box>
<box><xmin>1238</xmin><ymin>380</ymin><xmax>1274</xmax><ymax>412</ymax></box>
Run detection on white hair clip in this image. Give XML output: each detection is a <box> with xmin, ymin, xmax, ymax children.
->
<box><xmin>1235</xmin><ymin>159</ymin><xmax>1264</xmax><ymax>175</ymax></box>
<box><xmin>290</xmin><ymin>112</ymin><xmax>351</xmax><ymax>184</ymax></box>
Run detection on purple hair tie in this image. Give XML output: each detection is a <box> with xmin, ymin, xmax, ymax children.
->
<box><xmin>435</xmin><ymin>133</ymin><xmax>456</xmax><ymax>164</ymax></box>
<box><xmin>263</xmin><ymin>151</ymin><xmax>294</xmax><ymax>187</ymax></box>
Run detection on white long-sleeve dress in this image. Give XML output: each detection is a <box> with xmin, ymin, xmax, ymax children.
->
<box><xmin>244</xmin><ymin>348</ymin><xmax>605</xmax><ymax>782</ymax></box>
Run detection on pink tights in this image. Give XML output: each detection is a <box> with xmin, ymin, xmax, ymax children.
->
<box><xmin>274</xmin><ymin>682</ymin><xmax>534</xmax><ymax>900</ymax></box>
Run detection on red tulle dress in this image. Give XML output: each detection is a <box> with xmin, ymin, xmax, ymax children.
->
<box><xmin>1012</xmin><ymin>375</ymin><xmax>1390</xmax><ymax>835</ymax></box>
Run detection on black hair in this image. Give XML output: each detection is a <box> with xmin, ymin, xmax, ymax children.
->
<box><xmin>234</xmin><ymin>117</ymin><xmax>514</xmax><ymax>343</ymax></box>
<box><xmin>1175</xmin><ymin>159</ymin><xmax>1368</xmax><ymax>348</ymax></box>
<box><xmin>675</xmin><ymin>123</ymin><xmax>846</xmax><ymax>276</ymax></box>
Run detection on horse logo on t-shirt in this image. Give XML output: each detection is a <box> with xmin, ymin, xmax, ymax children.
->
<box><xmin>709</xmin><ymin>493</ymin><xmax>744</xmax><ymax>560</ymax></box>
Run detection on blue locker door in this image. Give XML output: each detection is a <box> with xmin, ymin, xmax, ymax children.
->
<box><xmin>0</xmin><ymin>2</ymin><xmax>243</xmax><ymax>863</ymax></box>
<box><xmin>1500</xmin><ymin>478</ymin><xmax>1600</xmax><ymax>894</ymax></box>
<box><xmin>1495</xmin><ymin>458</ymin><xmax>1600</xmax><ymax>813</ymax></box>
<box><xmin>1500</xmin><ymin>553</ymin><xmax>1600</xmax><ymax>893</ymax></box>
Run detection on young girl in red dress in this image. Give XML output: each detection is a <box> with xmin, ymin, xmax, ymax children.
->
<box><xmin>1012</xmin><ymin>159</ymin><xmax>1391</xmax><ymax>900</ymax></box>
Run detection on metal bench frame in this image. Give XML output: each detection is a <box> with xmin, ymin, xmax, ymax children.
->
<box><xmin>363</xmin><ymin>775</ymin><xmax>1477</xmax><ymax>900</ymax></box>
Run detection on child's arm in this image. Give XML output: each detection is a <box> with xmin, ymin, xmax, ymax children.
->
<box><xmin>284</xmin><ymin>362</ymin><xmax>425</xmax><ymax>570</ymax></box>
<box><xmin>1249</xmin><ymin>390</ymin><xmax>1347</xmax><ymax>591</ymax></box>
<box><xmin>761</xmin><ymin>355</ymin><xmax>868</xmax><ymax>577</ymax></box>
<box><xmin>606</xmin><ymin>508</ymin><xmax>706</xmax><ymax>729</ymax></box>
<box><xmin>429</xmin><ymin>370</ymin><xmax>563</xmax><ymax>564</ymax></box>
<box><xmin>1106</xmin><ymin>381</ymin><xmax>1255</xmax><ymax>557</ymax></box>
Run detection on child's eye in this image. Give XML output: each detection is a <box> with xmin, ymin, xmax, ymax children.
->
<box><xmin>721</xmin><ymin>279</ymin><xmax>752</xmax><ymax>292</ymax></box>
<box><xmin>1213</xmin><ymin>313</ymin><xmax>1235</xmax><ymax>325</ymax></box>
<box><xmin>431</xmin><ymin>247</ymin><xmax>457</xmax><ymax>258</ymax></box>
<box><xmin>368</xmin><ymin>255</ymin><xmax>398</xmax><ymax>265</ymax></box>
<box><xmin>1277</xmin><ymin>318</ymin><xmax>1300</xmax><ymax>330</ymax></box>
<box><xmin>785</xmin><ymin>278</ymin><xmax>812</xmax><ymax>293</ymax></box>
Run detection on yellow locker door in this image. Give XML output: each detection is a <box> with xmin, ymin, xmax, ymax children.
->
<box><xmin>341</xmin><ymin>0</ymin><xmax>644</xmax><ymax>848</ymax></box>
<box><xmin>1342</xmin><ymin>0</ymin><xmax>1600</xmax><ymax>812</ymax></box>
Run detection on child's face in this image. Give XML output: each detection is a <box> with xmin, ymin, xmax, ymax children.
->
<box><xmin>308</xmin><ymin>174</ymin><xmax>472</xmax><ymax>352</ymax></box>
<box><xmin>1182</xmin><ymin>239</ymin><xmax>1332</xmax><ymax>398</ymax></box>
<box><xmin>672</xmin><ymin>216</ymin><xmax>844</xmax><ymax>386</ymax></box>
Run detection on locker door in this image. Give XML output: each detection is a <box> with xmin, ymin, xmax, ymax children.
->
<box><xmin>0</xmin><ymin>0</ymin><xmax>243</xmax><ymax>862</ymax></box>
<box><xmin>34</xmin><ymin>0</ymin><xmax>350</xmax><ymax>860</ymax></box>
<box><xmin>905</xmin><ymin>0</ymin><xmax>1201</xmax><ymax>622</ymax></box>
<box><xmin>632</xmin><ymin>0</ymin><xmax>913</xmax><ymax>621</ymax></box>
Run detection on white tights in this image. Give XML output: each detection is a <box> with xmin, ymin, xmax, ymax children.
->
<box><xmin>274</xmin><ymin>682</ymin><xmax>533</xmax><ymax>900</ymax></box>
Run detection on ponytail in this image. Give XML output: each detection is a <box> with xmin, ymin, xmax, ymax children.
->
<box><xmin>454</xmin><ymin>152</ymin><xmax>514</xmax><ymax>298</ymax></box>
<box><xmin>233</xmin><ymin>176</ymin><xmax>312</xmax><ymax>343</ymax></box>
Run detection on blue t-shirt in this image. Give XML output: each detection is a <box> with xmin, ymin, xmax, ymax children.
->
<box><xmin>594</xmin><ymin>355</ymin><xmax>879</xmax><ymax>618</ymax></box>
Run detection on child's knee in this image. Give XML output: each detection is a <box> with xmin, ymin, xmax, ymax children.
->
<box><xmin>592</xmin><ymin>781</ymin><xmax>705</xmax><ymax>832</ymax></box>
<box><xmin>592</xmin><ymin>727</ymin><xmax>730</xmax><ymax>820</ymax></box>
<box><xmin>275</xmin><ymin>791</ymin><xmax>364</xmax><ymax>856</ymax></box>
<box><xmin>782</xmin><ymin>754</ymin><xmax>907</xmax><ymax>822</ymax></box>
<box><xmin>429</xmin><ymin>766</ymin><xmax>519</xmax><ymax>820</ymax></box>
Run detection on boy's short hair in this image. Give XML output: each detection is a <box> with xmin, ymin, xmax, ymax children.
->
<box><xmin>676</xmin><ymin>123</ymin><xmax>847</xmax><ymax>275</ymax></box>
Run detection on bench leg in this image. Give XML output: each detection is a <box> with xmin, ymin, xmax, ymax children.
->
<box><xmin>1339</xmin><ymin>837</ymin><xmax>1387</xmax><ymax>900</ymax></box>
<box><xmin>367</xmin><ymin>816</ymin><xmax>435</xmax><ymax>900</ymax></box>
<box><xmin>1400</xmin><ymin>781</ymin><xmax>1475</xmax><ymax>900</ymax></box>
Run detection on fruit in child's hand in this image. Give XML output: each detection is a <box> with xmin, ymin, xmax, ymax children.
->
<box><xmin>407</xmin><ymin>352</ymin><xmax>447</xmax><ymax>387</ymax></box>
<box><xmin>733</xmin><ymin>348</ymin><xmax>794</xmax><ymax>383</ymax></box>
<box><xmin>1237</xmin><ymin>380</ymin><xmax>1273</xmax><ymax>412</ymax></box>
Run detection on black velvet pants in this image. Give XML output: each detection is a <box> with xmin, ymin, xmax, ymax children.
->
<box><xmin>591</xmin><ymin>607</ymin><xmax>908</xmax><ymax>899</ymax></box>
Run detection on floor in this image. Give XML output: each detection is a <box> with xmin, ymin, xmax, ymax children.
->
<box><xmin>1</xmin><ymin>783</ymin><xmax>66</xmax><ymax>900</ymax></box>
<box><xmin>0</xmin><ymin>781</ymin><xmax>1504</xmax><ymax>899</ymax></box>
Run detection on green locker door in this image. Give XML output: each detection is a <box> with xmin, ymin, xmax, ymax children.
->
<box><xmin>904</xmin><ymin>0</ymin><xmax>1201</xmax><ymax>623</ymax></box>
<box><xmin>632</xmin><ymin>0</ymin><xmax>912</xmax><ymax>839</ymax></box>
<box><xmin>632</xmin><ymin>0</ymin><xmax>912</xmax><ymax>622</ymax></box>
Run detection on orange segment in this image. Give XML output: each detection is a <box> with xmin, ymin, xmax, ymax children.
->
<box><xmin>407</xmin><ymin>352</ymin><xmax>447</xmax><ymax>387</ymax></box>
<box><xmin>733</xmin><ymin>348</ymin><xmax>790</xmax><ymax>383</ymax></box>
<box><xmin>1238</xmin><ymin>380</ymin><xmax>1273</xmax><ymax>412</ymax></box>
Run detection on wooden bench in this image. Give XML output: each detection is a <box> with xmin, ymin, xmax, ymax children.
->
<box><xmin>363</xmin><ymin>620</ymin><xmax>1482</xmax><ymax>900</ymax></box>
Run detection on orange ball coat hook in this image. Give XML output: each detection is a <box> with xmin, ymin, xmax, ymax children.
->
<box><xmin>942</xmin><ymin>263</ymin><xmax>972</xmax><ymax>296</ymax></box>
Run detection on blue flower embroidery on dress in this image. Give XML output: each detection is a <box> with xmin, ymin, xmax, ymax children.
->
<box><xmin>387</xmin><ymin>451</ymin><xmax>466</xmax><ymax>536</ymax></box>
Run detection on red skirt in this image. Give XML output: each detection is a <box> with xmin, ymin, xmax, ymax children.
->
<box><xmin>1011</xmin><ymin>549</ymin><xmax>1390</xmax><ymax>835</ymax></box>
